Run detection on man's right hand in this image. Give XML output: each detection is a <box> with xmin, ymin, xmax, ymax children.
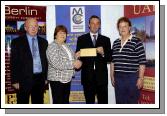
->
<box><xmin>12</xmin><ymin>83</ymin><xmax>19</xmax><ymax>90</ymax></box>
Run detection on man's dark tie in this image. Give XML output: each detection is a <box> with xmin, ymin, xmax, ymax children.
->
<box><xmin>92</xmin><ymin>35</ymin><xmax>96</xmax><ymax>46</ymax></box>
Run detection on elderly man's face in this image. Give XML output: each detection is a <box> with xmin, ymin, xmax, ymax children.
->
<box><xmin>24</xmin><ymin>18</ymin><xmax>38</xmax><ymax>37</ymax></box>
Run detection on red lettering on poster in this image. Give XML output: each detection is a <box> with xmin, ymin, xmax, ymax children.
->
<box><xmin>124</xmin><ymin>5</ymin><xmax>155</xmax><ymax>18</ymax></box>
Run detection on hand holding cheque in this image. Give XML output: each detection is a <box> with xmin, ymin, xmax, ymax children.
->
<box><xmin>96</xmin><ymin>46</ymin><xmax>104</xmax><ymax>56</ymax></box>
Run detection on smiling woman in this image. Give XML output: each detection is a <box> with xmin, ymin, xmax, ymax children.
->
<box><xmin>46</xmin><ymin>25</ymin><xmax>82</xmax><ymax>104</ymax></box>
<box><xmin>111</xmin><ymin>16</ymin><xmax>147</xmax><ymax>104</ymax></box>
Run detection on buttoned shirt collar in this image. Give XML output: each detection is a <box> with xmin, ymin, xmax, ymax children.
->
<box><xmin>90</xmin><ymin>32</ymin><xmax>98</xmax><ymax>41</ymax></box>
<box><xmin>26</xmin><ymin>33</ymin><xmax>37</xmax><ymax>40</ymax></box>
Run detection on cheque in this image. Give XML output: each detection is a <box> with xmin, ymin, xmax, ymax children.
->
<box><xmin>80</xmin><ymin>48</ymin><xmax>97</xmax><ymax>57</ymax></box>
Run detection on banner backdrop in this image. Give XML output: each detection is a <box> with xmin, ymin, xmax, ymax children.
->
<box><xmin>56</xmin><ymin>5</ymin><xmax>100</xmax><ymax>103</ymax></box>
<box><xmin>124</xmin><ymin>5</ymin><xmax>155</xmax><ymax>104</ymax></box>
<box><xmin>5</xmin><ymin>5</ymin><xmax>49</xmax><ymax>104</ymax></box>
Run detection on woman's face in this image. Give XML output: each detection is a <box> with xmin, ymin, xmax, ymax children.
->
<box><xmin>56</xmin><ymin>30</ymin><xmax>67</xmax><ymax>43</ymax></box>
<box><xmin>118</xmin><ymin>21</ymin><xmax>131</xmax><ymax>37</ymax></box>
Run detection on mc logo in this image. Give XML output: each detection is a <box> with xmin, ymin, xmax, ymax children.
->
<box><xmin>72</xmin><ymin>8</ymin><xmax>83</xmax><ymax>24</ymax></box>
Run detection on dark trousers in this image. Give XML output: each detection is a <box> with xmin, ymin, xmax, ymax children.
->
<box><xmin>50</xmin><ymin>81</ymin><xmax>71</xmax><ymax>104</ymax></box>
<box><xmin>83</xmin><ymin>70</ymin><xmax>108</xmax><ymax>104</ymax></box>
<box><xmin>114</xmin><ymin>72</ymin><xmax>140</xmax><ymax>104</ymax></box>
<box><xmin>17</xmin><ymin>73</ymin><xmax>45</xmax><ymax>104</ymax></box>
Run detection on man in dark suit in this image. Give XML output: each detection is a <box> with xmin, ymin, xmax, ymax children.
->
<box><xmin>10</xmin><ymin>18</ymin><xmax>48</xmax><ymax>104</ymax></box>
<box><xmin>76</xmin><ymin>15</ymin><xmax>112</xmax><ymax>104</ymax></box>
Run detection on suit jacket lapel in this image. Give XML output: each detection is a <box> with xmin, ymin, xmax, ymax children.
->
<box><xmin>88</xmin><ymin>33</ymin><xmax>94</xmax><ymax>47</ymax></box>
<box><xmin>23</xmin><ymin>35</ymin><xmax>33</xmax><ymax>59</ymax></box>
<box><xmin>37</xmin><ymin>37</ymin><xmax>43</xmax><ymax>61</ymax></box>
<box><xmin>96</xmin><ymin>34</ymin><xmax>101</xmax><ymax>42</ymax></box>
<box><xmin>96</xmin><ymin>34</ymin><xmax>102</xmax><ymax>47</ymax></box>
